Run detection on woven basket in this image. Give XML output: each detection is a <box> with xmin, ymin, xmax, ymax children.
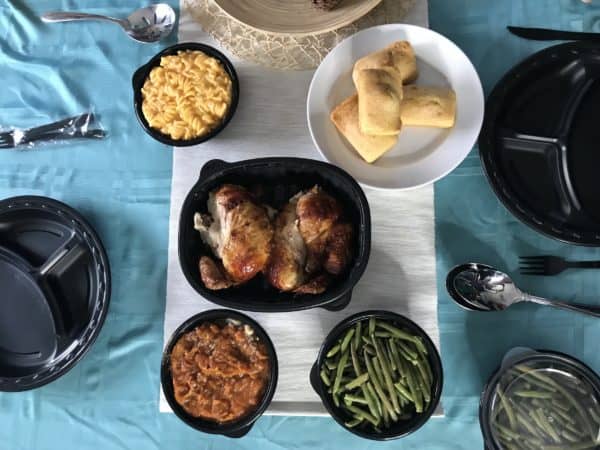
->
<box><xmin>184</xmin><ymin>0</ymin><xmax>417</xmax><ymax>70</ymax></box>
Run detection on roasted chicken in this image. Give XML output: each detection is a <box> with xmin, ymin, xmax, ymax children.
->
<box><xmin>194</xmin><ymin>184</ymin><xmax>273</xmax><ymax>290</ymax></box>
<box><xmin>266</xmin><ymin>186</ymin><xmax>353</xmax><ymax>293</ymax></box>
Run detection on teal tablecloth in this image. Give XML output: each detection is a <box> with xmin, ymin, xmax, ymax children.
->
<box><xmin>2</xmin><ymin>1</ymin><xmax>600</xmax><ymax>448</ymax></box>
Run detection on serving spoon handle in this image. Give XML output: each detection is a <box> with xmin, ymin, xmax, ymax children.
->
<box><xmin>41</xmin><ymin>12</ymin><xmax>126</xmax><ymax>27</ymax></box>
<box><xmin>525</xmin><ymin>294</ymin><xmax>600</xmax><ymax>318</ymax></box>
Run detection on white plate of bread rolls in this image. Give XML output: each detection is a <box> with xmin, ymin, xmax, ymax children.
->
<box><xmin>307</xmin><ymin>24</ymin><xmax>484</xmax><ymax>190</ymax></box>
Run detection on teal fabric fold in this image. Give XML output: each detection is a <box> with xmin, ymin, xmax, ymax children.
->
<box><xmin>2</xmin><ymin>0</ymin><xmax>600</xmax><ymax>448</ymax></box>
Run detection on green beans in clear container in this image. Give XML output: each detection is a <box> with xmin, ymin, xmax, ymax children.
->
<box><xmin>482</xmin><ymin>351</ymin><xmax>600</xmax><ymax>450</ymax></box>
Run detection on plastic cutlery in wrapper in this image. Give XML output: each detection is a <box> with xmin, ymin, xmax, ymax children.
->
<box><xmin>0</xmin><ymin>112</ymin><xmax>106</xmax><ymax>149</ymax></box>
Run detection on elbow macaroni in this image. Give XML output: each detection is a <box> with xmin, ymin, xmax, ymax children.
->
<box><xmin>141</xmin><ymin>50</ymin><xmax>233</xmax><ymax>140</ymax></box>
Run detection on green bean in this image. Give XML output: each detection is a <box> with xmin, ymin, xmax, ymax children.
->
<box><xmin>415</xmin><ymin>359</ymin><xmax>432</xmax><ymax>395</ymax></box>
<box><xmin>545</xmin><ymin>442</ymin><xmax>599</xmax><ymax>450</ymax></box>
<box><xmin>375</xmin><ymin>321</ymin><xmax>416</xmax><ymax>342</ymax></box>
<box><xmin>368</xmin><ymin>318</ymin><xmax>376</xmax><ymax>336</ymax></box>
<box><xmin>497</xmin><ymin>387</ymin><xmax>517</xmax><ymax>431</ymax></box>
<box><xmin>561</xmin><ymin>429</ymin><xmax>580</xmax><ymax>443</ymax></box>
<box><xmin>422</xmin><ymin>351</ymin><xmax>433</xmax><ymax>383</ymax></box>
<box><xmin>381</xmin><ymin>405</ymin><xmax>390</xmax><ymax>428</ymax></box>
<box><xmin>320</xmin><ymin>368</ymin><xmax>331</xmax><ymax>386</ymax></box>
<box><xmin>527</xmin><ymin>409</ymin><xmax>551</xmax><ymax>440</ymax></box>
<box><xmin>552</xmin><ymin>398</ymin><xmax>571</xmax><ymax>411</ymax></box>
<box><xmin>393</xmin><ymin>383</ymin><xmax>414</xmax><ymax>404</ymax></box>
<box><xmin>412</xmin><ymin>336</ymin><xmax>428</xmax><ymax>355</ymax></box>
<box><xmin>554</xmin><ymin>383</ymin><xmax>594</xmax><ymax>438</ymax></box>
<box><xmin>397</xmin><ymin>343</ymin><xmax>418</xmax><ymax>362</ymax></box>
<box><xmin>397</xmin><ymin>394</ymin><xmax>406</xmax><ymax>408</ymax></box>
<box><xmin>333</xmin><ymin>393</ymin><xmax>340</xmax><ymax>408</ymax></box>
<box><xmin>385</xmin><ymin>340</ymin><xmax>397</xmax><ymax>373</ymax></box>
<box><xmin>563</xmin><ymin>421</ymin><xmax>583</xmax><ymax>436</ymax></box>
<box><xmin>344</xmin><ymin>417</ymin><xmax>363</xmax><ymax>428</ymax></box>
<box><xmin>350</xmin><ymin>340</ymin><xmax>361</xmax><ymax>376</ymax></box>
<box><xmin>326</xmin><ymin>344</ymin><xmax>340</xmax><ymax>358</ymax></box>
<box><xmin>534</xmin><ymin>398</ymin><xmax>575</xmax><ymax>424</ymax></box>
<box><xmin>324</xmin><ymin>359</ymin><xmax>337</xmax><ymax>371</ymax></box>
<box><xmin>343</xmin><ymin>394</ymin><xmax>368</xmax><ymax>405</ymax></box>
<box><xmin>364</xmin><ymin>349</ymin><xmax>384</xmax><ymax>388</ymax></box>
<box><xmin>389</xmin><ymin>339</ymin><xmax>403</xmax><ymax>373</ymax></box>
<box><xmin>345</xmin><ymin>404</ymin><xmax>379</xmax><ymax>427</ymax></box>
<box><xmin>588</xmin><ymin>406</ymin><xmax>600</xmax><ymax>425</ymax></box>
<box><xmin>406</xmin><ymin>363</ymin><xmax>423</xmax><ymax>413</ymax></box>
<box><xmin>372</xmin><ymin>337</ymin><xmax>400</xmax><ymax>414</ymax></box>
<box><xmin>535</xmin><ymin>408</ymin><xmax>560</xmax><ymax>443</ymax></box>
<box><xmin>509</xmin><ymin>370</ymin><xmax>557</xmax><ymax>392</ymax></box>
<box><xmin>415</xmin><ymin>367</ymin><xmax>431</xmax><ymax>404</ymax></box>
<box><xmin>514</xmin><ymin>390</ymin><xmax>554</xmax><ymax>399</ymax></box>
<box><xmin>398</xmin><ymin>341</ymin><xmax>418</xmax><ymax>360</ymax></box>
<box><xmin>494</xmin><ymin>422</ymin><xmax>520</xmax><ymax>440</ymax></box>
<box><xmin>515</xmin><ymin>412</ymin><xmax>540</xmax><ymax>439</ymax></box>
<box><xmin>333</xmin><ymin>349</ymin><xmax>349</xmax><ymax>394</ymax></box>
<box><xmin>364</xmin><ymin>345</ymin><xmax>376</xmax><ymax>356</ymax></box>
<box><xmin>345</xmin><ymin>373</ymin><xmax>369</xmax><ymax>391</ymax></box>
<box><xmin>374</xmin><ymin>331</ymin><xmax>393</xmax><ymax>338</ymax></box>
<box><xmin>363</xmin><ymin>382</ymin><xmax>380</xmax><ymax>419</ymax></box>
<box><xmin>340</xmin><ymin>328</ymin><xmax>355</xmax><ymax>353</ymax></box>
<box><xmin>550</xmin><ymin>406</ymin><xmax>575</xmax><ymax>425</ymax></box>
<box><xmin>354</xmin><ymin>321</ymin><xmax>361</xmax><ymax>348</ymax></box>
<box><xmin>366</xmin><ymin>382</ymin><xmax>382</xmax><ymax>418</ymax></box>
<box><xmin>365</xmin><ymin>356</ymin><xmax>398</xmax><ymax>421</ymax></box>
<box><xmin>361</xmin><ymin>336</ymin><xmax>372</xmax><ymax>346</ymax></box>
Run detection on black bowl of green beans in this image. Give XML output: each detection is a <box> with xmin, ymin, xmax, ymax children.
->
<box><xmin>310</xmin><ymin>310</ymin><xmax>443</xmax><ymax>440</ymax></box>
<box><xmin>480</xmin><ymin>349</ymin><xmax>600</xmax><ymax>450</ymax></box>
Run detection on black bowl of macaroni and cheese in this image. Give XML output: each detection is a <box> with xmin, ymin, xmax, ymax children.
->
<box><xmin>132</xmin><ymin>42</ymin><xmax>239</xmax><ymax>146</ymax></box>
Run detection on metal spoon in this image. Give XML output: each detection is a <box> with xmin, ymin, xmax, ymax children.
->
<box><xmin>446</xmin><ymin>262</ymin><xmax>600</xmax><ymax>318</ymax></box>
<box><xmin>41</xmin><ymin>4</ymin><xmax>176</xmax><ymax>43</ymax></box>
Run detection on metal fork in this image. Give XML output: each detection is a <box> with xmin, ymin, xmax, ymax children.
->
<box><xmin>519</xmin><ymin>255</ymin><xmax>600</xmax><ymax>276</ymax></box>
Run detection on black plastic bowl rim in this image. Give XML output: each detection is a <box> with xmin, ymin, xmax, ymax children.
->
<box><xmin>132</xmin><ymin>42</ymin><xmax>240</xmax><ymax>147</ymax></box>
<box><xmin>479</xmin><ymin>349</ymin><xmax>600</xmax><ymax>450</ymax></box>
<box><xmin>177</xmin><ymin>157</ymin><xmax>372</xmax><ymax>313</ymax></box>
<box><xmin>0</xmin><ymin>195</ymin><xmax>111</xmax><ymax>392</ymax></box>
<box><xmin>310</xmin><ymin>310</ymin><xmax>443</xmax><ymax>441</ymax></box>
<box><xmin>160</xmin><ymin>309</ymin><xmax>278</xmax><ymax>438</ymax></box>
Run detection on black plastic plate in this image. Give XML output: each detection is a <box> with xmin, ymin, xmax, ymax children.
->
<box><xmin>0</xmin><ymin>196</ymin><xmax>111</xmax><ymax>391</ymax></box>
<box><xmin>479</xmin><ymin>41</ymin><xmax>600</xmax><ymax>245</ymax></box>
<box><xmin>178</xmin><ymin>158</ymin><xmax>371</xmax><ymax>313</ymax></box>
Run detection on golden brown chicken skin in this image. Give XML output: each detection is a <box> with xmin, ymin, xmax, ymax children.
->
<box><xmin>266</xmin><ymin>186</ymin><xmax>353</xmax><ymax>293</ymax></box>
<box><xmin>194</xmin><ymin>184</ymin><xmax>273</xmax><ymax>289</ymax></box>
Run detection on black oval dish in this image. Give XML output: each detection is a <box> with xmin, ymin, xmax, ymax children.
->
<box><xmin>0</xmin><ymin>196</ymin><xmax>111</xmax><ymax>391</ymax></box>
<box><xmin>309</xmin><ymin>310</ymin><xmax>443</xmax><ymax>441</ymax></box>
<box><xmin>178</xmin><ymin>157</ymin><xmax>371</xmax><ymax>313</ymax></box>
<box><xmin>132</xmin><ymin>42</ymin><xmax>239</xmax><ymax>146</ymax></box>
<box><xmin>480</xmin><ymin>41</ymin><xmax>600</xmax><ymax>246</ymax></box>
<box><xmin>479</xmin><ymin>349</ymin><xmax>600</xmax><ymax>450</ymax></box>
<box><xmin>160</xmin><ymin>309</ymin><xmax>278</xmax><ymax>438</ymax></box>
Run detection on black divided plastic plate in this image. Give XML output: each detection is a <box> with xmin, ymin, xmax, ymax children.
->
<box><xmin>480</xmin><ymin>41</ymin><xmax>600</xmax><ymax>245</ymax></box>
<box><xmin>0</xmin><ymin>196</ymin><xmax>110</xmax><ymax>391</ymax></box>
<box><xmin>178</xmin><ymin>158</ymin><xmax>371</xmax><ymax>313</ymax></box>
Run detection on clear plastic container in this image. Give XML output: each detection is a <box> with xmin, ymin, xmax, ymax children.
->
<box><xmin>480</xmin><ymin>348</ymin><xmax>600</xmax><ymax>450</ymax></box>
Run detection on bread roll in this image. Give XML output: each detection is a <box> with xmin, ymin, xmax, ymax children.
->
<box><xmin>400</xmin><ymin>85</ymin><xmax>456</xmax><ymax>128</ymax></box>
<box><xmin>330</xmin><ymin>94</ymin><xmax>398</xmax><ymax>163</ymax></box>
<box><xmin>355</xmin><ymin>68</ymin><xmax>403</xmax><ymax>136</ymax></box>
<box><xmin>353</xmin><ymin>40</ymin><xmax>418</xmax><ymax>85</ymax></box>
